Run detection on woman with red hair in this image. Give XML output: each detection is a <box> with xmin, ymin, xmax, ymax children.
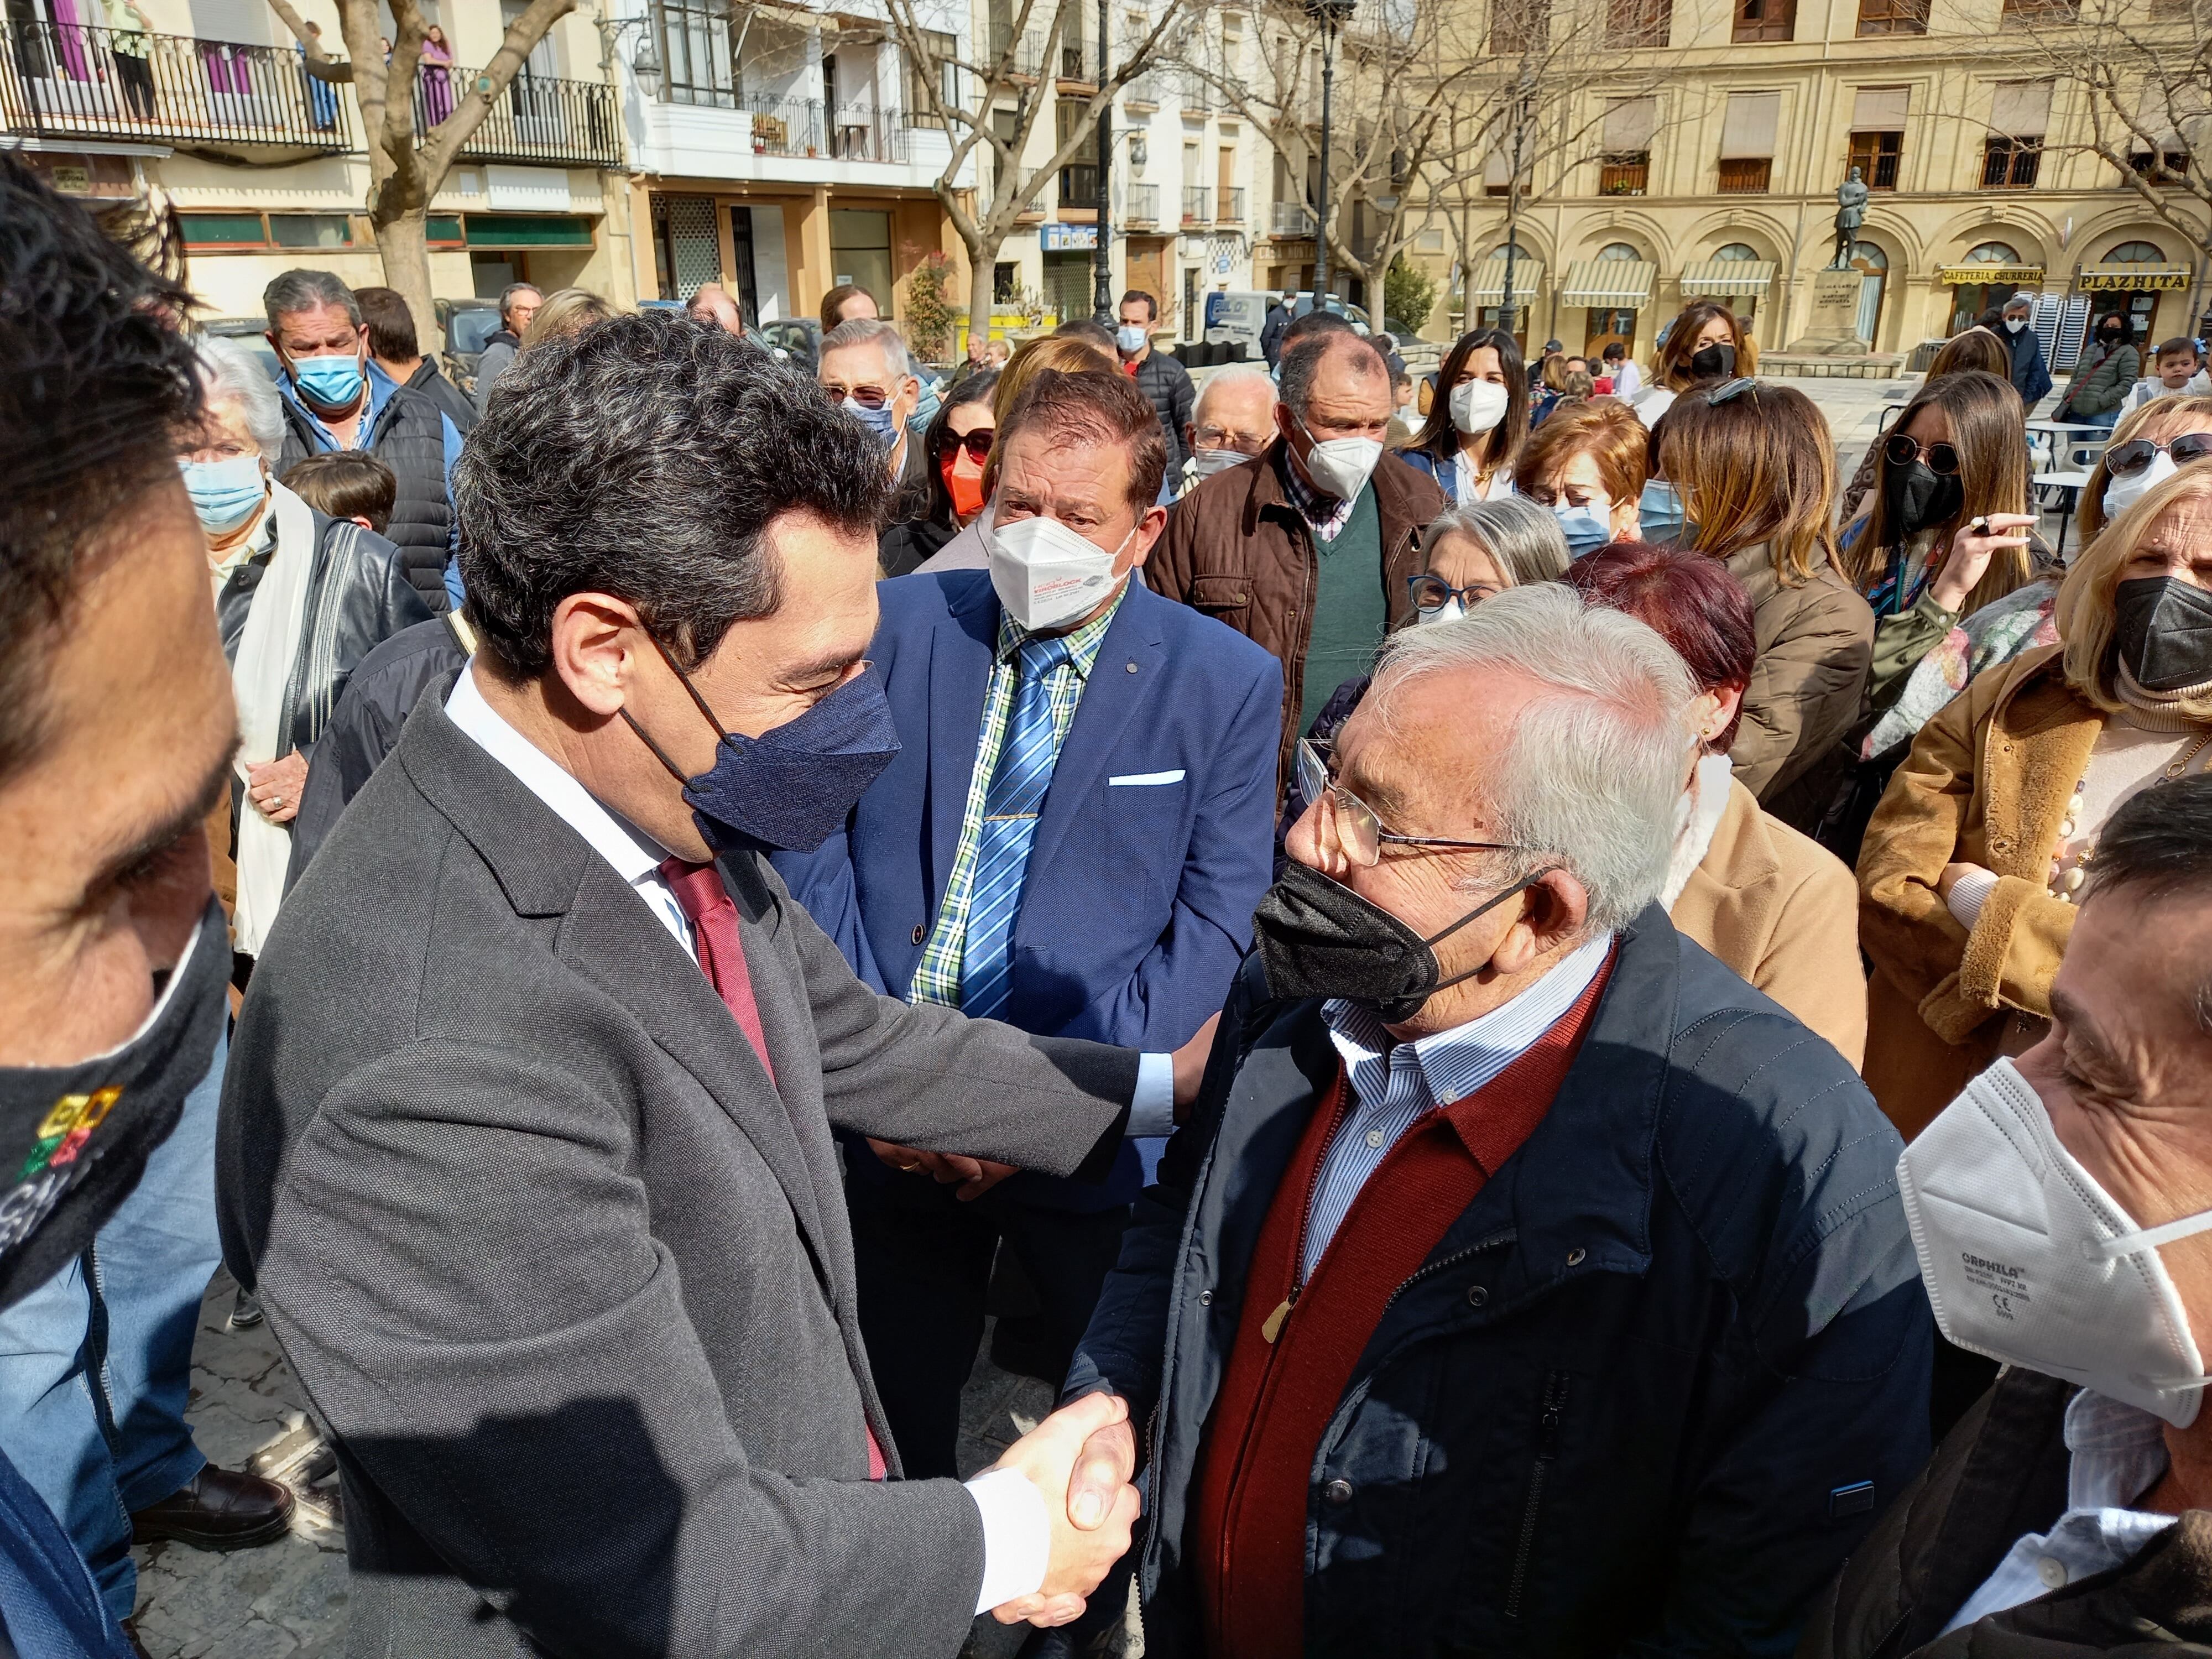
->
<box><xmin>1567</xmin><ymin>541</ymin><xmax>1868</xmax><ymax>1065</ymax></box>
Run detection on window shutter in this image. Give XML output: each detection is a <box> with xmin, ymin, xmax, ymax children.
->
<box><xmin>1990</xmin><ymin>80</ymin><xmax>2051</xmax><ymax>138</ymax></box>
<box><xmin>1603</xmin><ymin>95</ymin><xmax>1657</xmax><ymax>152</ymax></box>
<box><xmin>1850</xmin><ymin>85</ymin><xmax>1910</xmax><ymax>131</ymax></box>
<box><xmin>1719</xmin><ymin>91</ymin><xmax>1780</xmax><ymax>158</ymax></box>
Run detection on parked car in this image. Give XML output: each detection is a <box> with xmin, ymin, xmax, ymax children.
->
<box><xmin>201</xmin><ymin>317</ymin><xmax>282</xmax><ymax>380</ymax></box>
<box><xmin>436</xmin><ymin>298</ymin><xmax>504</xmax><ymax>396</ymax></box>
<box><xmin>758</xmin><ymin>316</ymin><xmax>820</xmax><ymax>371</ymax></box>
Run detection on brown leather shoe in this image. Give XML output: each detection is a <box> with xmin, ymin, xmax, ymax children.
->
<box><xmin>129</xmin><ymin>1466</ymin><xmax>294</xmax><ymax>1550</ymax></box>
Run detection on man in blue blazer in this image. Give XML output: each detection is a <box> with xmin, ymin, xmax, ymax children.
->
<box><xmin>776</xmin><ymin>367</ymin><xmax>1281</xmax><ymax>1479</ymax></box>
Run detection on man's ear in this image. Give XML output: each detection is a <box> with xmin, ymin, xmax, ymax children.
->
<box><xmin>546</xmin><ymin>592</ymin><xmax>649</xmax><ymax>719</ymax></box>
<box><xmin>1491</xmin><ymin>868</ymin><xmax>1590</xmax><ymax>977</ymax></box>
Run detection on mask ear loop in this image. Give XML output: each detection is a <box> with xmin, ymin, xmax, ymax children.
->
<box><xmin>619</xmin><ymin>629</ymin><xmax>732</xmax><ymax>785</ymax></box>
<box><xmin>2088</xmin><ymin>1206</ymin><xmax>2212</xmax><ymax>1260</ymax></box>
<box><xmin>1416</xmin><ymin>871</ymin><xmax>1553</xmax><ymax>998</ymax></box>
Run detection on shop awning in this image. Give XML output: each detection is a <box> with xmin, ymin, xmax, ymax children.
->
<box><xmin>1468</xmin><ymin>255</ymin><xmax>1545</xmax><ymax>306</ymax></box>
<box><xmin>2077</xmin><ymin>261</ymin><xmax>2192</xmax><ymax>292</ymax></box>
<box><xmin>1558</xmin><ymin>257</ymin><xmax>1656</xmax><ymax>307</ymax></box>
<box><xmin>1681</xmin><ymin>258</ymin><xmax>1777</xmax><ymax>298</ymax></box>
<box><xmin>1936</xmin><ymin>263</ymin><xmax>2043</xmax><ymax>285</ymax></box>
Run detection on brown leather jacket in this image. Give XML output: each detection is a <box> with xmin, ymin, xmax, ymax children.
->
<box><xmin>1149</xmin><ymin>440</ymin><xmax>1446</xmax><ymax>786</ymax></box>
<box><xmin>1797</xmin><ymin>1368</ymin><xmax>2212</xmax><ymax>1658</ymax></box>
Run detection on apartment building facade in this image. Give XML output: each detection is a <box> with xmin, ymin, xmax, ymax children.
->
<box><xmin>1384</xmin><ymin>0</ymin><xmax>2205</xmax><ymax>368</ymax></box>
<box><xmin>2</xmin><ymin>0</ymin><xmax>630</xmax><ymax>324</ymax></box>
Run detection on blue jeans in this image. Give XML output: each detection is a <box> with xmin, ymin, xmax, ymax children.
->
<box><xmin>0</xmin><ymin>1032</ymin><xmax>225</xmax><ymax>1626</ymax></box>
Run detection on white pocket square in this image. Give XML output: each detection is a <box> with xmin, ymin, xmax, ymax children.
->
<box><xmin>1109</xmin><ymin>770</ymin><xmax>1185</xmax><ymax>786</ymax></box>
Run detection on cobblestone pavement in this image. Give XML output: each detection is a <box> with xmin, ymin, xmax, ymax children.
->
<box><xmin>134</xmin><ymin>1271</ymin><xmax>1136</xmax><ymax>1658</ymax></box>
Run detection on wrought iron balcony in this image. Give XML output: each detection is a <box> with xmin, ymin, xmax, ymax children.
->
<box><xmin>418</xmin><ymin>62</ymin><xmax>621</xmax><ymax>168</ymax></box>
<box><xmin>1270</xmin><ymin>199</ymin><xmax>1317</xmax><ymax>235</ymax></box>
<box><xmin>1215</xmin><ymin>185</ymin><xmax>1245</xmax><ymax>223</ymax></box>
<box><xmin>1124</xmin><ymin>180</ymin><xmax>1159</xmax><ymax>226</ymax></box>
<box><xmin>731</xmin><ymin>92</ymin><xmax>910</xmax><ymax>163</ymax></box>
<box><xmin>2</xmin><ymin>19</ymin><xmax>354</xmax><ymax>151</ymax></box>
<box><xmin>1180</xmin><ymin>184</ymin><xmax>1209</xmax><ymax>225</ymax></box>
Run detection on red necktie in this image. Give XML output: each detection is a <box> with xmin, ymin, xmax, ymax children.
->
<box><xmin>656</xmin><ymin>857</ymin><xmax>888</xmax><ymax>1480</ymax></box>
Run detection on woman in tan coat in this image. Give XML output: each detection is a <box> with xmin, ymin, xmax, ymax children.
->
<box><xmin>1651</xmin><ymin>379</ymin><xmax>1875</xmax><ymax>832</ymax></box>
<box><xmin>1859</xmin><ymin>462</ymin><xmax>2212</xmax><ymax>1136</ymax></box>
<box><xmin>1568</xmin><ymin>542</ymin><xmax>1867</xmax><ymax>1064</ymax></box>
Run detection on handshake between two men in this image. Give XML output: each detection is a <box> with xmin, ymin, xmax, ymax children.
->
<box><xmin>982</xmin><ymin>1390</ymin><xmax>1143</xmax><ymax>1627</ymax></box>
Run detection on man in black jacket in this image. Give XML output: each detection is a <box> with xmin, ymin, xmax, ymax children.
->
<box><xmin>357</xmin><ymin>284</ymin><xmax>477</xmax><ymax>433</ymax></box>
<box><xmin>1118</xmin><ymin>290</ymin><xmax>1195</xmax><ymax>489</ymax></box>
<box><xmin>1061</xmin><ymin>586</ymin><xmax>1932</xmax><ymax>1658</ymax></box>
<box><xmin>264</xmin><ymin>268</ymin><xmax>461</xmax><ymax>612</ymax></box>
<box><xmin>1998</xmin><ymin>295</ymin><xmax>2054</xmax><ymax>410</ymax></box>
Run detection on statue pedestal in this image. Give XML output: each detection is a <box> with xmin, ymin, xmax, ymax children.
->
<box><xmin>1786</xmin><ymin>269</ymin><xmax>1871</xmax><ymax>355</ymax></box>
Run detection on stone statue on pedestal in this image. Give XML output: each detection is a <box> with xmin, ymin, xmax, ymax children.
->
<box><xmin>1830</xmin><ymin>167</ymin><xmax>1869</xmax><ymax>270</ymax></box>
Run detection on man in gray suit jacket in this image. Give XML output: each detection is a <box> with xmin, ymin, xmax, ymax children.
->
<box><xmin>217</xmin><ymin>314</ymin><xmax>1157</xmax><ymax>1657</ymax></box>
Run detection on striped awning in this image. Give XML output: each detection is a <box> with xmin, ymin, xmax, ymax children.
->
<box><xmin>1936</xmin><ymin>263</ymin><xmax>2044</xmax><ymax>286</ymax></box>
<box><xmin>1468</xmin><ymin>255</ymin><xmax>1545</xmax><ymax>306</ymax></box>
<box><xmin>1558</xmin><ymin>257</ymin><xmax>1657</xmax><ymax>308</ymax></box>
<box><xmin>1680</xmin><ymin>258</ymin><xmax>1777</xmax><ymax>299</ymax></box>
<box><xmin>2077</xmin><ymin>261</ymin><xmax>2192</xmax><ymax>292</ymax></box>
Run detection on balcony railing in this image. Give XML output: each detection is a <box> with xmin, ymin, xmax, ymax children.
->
<box><xmin>1180</xmin><ymin>184</ymin><xmax>1210</xmax><ymax>225</ymax></box>
<box><xmin>988</xmin><ymin>28</ymin><xmax>1048</xmax><ymax>80</ymax></box>
<box><xmin>1055</xmin><ymin>38</ymin><xmax>1096</xmax><ymax>83</ymax></box>
<box><xmin>1215</xmin><ymin>185</ymin><xmax>1245</xmax><ymax>222</ymax></box>
<box><xmin>1598</xmin><ymin>153</ymin><xmax>1649</xmax><ymax>195</ymax></box>
<box><xmin>726</xmin><ymin>92</ymin><xmax>908</xmax><ymax>162</ymax></box>
<box><xmin>417</xmin><ymin>62</ymin><xmax>620</xmax><ymax>167</ymax></box>
<box><xmin>1716</xmin><ymin>156</ymin><xmax>1770</xmax><ymax>194</ymax></box>
<box><xmin>2</xmin><ymin>19</ymin><xmax>353</xmax><ymax>150</ymax></box>
<box><xmin>1271</xmin><ymin>199</ymin><xmax>1317</xmax><ymax>236</ymax></box>
<box><xmin>1122</xmin><ymin>71</ymin><xmax>1160</xmax><ymax>108</ymax></box>
<box><xmin>1125</xmin><ymin>180</ymin><xmax>1159</xmax><ymax>225</ymax></box>
<box><xmin>1060</xmin><ymin>160</ymin><xmax>1099</xmax><ymax>207</ymax></box>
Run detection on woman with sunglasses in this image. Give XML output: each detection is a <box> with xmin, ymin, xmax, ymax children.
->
<box><xmin>1860</xmin><ymin>461</ymin><xmax>2212</xmax><ymax>1135</ymax></box>
<box><xmin>1648</xmin><ymin>378</ymin><xmax>1873</xmax><ymax>831</ymax></box>
<box><xmin>1564</xmin><ymin>542</ymin><xmax>1865</xmax><ymax>1065</ymax></box>
<box><xmin>878</xmin><ymin>369</ymin><xmax>997</xmax><ymax>577</ymax></box>
<box><xmin>1838</xmin><ymin>328</ymin><xmax>2013</xmax><ymax>523</ymax></box>
<box><xmin>1276</xmin><ymin>497</ymin><xmax>1568</xmax><ymax>846</ymax></box>
<box><xmin>1398</xmin><ymin>327</ymin><xmax>1528</xmax><ymax>505</ymax></box>
<box><xmin>1846</xmin><ymin>371</ymin><xmax>2039</xmax><ymax>709</ymax></box>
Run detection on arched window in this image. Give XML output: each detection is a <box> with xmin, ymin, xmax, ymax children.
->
<box><xmin>1714</xmin><ymin>242</ymin><xmax>1759</xmax><ymax>260</ymax></box>
<box><xmin>1490</xmin><ymin>241</ymin><xmax>1537</xmax><ymax>261</ymax></box>
<box><xmin>2104</xmin><ymin>239</ymin><xmax>2164</xmax><ymax>263</ymax></box>
<box><xmin>1597</xmin><ymin>241</ymin><xmax>1641</xmax><ymax>260</ymax></box>
<box><xmin>1850</xmin><ymin>241</ymin><xmax>1888</xmax><ymax>270</ymax></box>
<box><xmin>1965</xmin><ymin>240</ymin><xmax>2022</xmax><ymax>265</ymax></box>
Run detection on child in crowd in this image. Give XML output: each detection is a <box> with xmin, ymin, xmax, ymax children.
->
<box><xmin>280</xmin><ymin>451</ymin><xmax>397</xmax><ymax>534</ymax></box>
<box><xmin>2123</xmin><ymin>335</ymin><xmax>2211</xmax><ymax>411</ymax></box>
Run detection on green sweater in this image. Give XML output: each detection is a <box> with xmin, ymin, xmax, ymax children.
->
<box><xmin>1298</xmin><ymin>483</ymin><xmax>1386</xmax><ymax>736</ymax></box>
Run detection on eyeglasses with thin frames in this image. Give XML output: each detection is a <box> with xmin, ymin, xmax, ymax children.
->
<box><xmin>1295</xmin><ymin>737</ymin><xmax>1535</xmax><ymax>868</ymax></box>
<box><xmin>1884</xmin><ymin>433</ymin><xmax>1963</xmax><ymax>477</ymax></box>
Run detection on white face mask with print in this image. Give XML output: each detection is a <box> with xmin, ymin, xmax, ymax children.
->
<box><xmin>1899</xmin><ymin>1057</ymin><xmax>2212</xmax><ymax>1427</ymax></box>
<box><xmin>1449</xmin><ymin>378</ymin><xmax>1510</xmax><ymax>435</ymax></box>
<box><xmin>987</xmin><ymin>512</ymin><xmax>1133</xmax><ymax>632</ymax></box>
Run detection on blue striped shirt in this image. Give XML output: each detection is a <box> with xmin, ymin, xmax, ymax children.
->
<box><xmin>1304</xmin><ymin>932</ymin><xmax>1615</xmax><ymax>1279</ymax></box>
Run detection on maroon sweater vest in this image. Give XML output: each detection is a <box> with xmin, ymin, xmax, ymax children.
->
<box><xmin>1191</xmin><ymin>958</ymin><xmax>1613</xmax><ymax>1657</ymax></box>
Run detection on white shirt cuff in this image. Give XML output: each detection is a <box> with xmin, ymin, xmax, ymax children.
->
<box><xmin>1947</xmin><ymin>867</ymin><xmax>2002</xmax><ymax>928</ymax></box>
<box><xmin>1129</xmin><ymin>1052</ymin><xmax>1177</xmax><ymax>1139</ymax></box>
<box><xmin>966</xmin><ymin>1466</ymin><xmax>1051</xmax><ymax>1614</ymax></box>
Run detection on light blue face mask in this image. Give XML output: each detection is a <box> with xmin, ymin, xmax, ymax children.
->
<box><xmin>1115</xmin><ymin>324</ymin><xmax>1149</xmax><ymax>354</ymax></box>
<box><xmin>179</xmin><ymin>453</ymin><xmax>267</xmax><ymax>534</ymax></box>
<box><xmin>844</xmin><ymin>397</ymin><xmax>901</xmax><ymax>449</ymax></box>
<box><xmin>290</xmin><ymin>350</ymin><xmax>365</xmax><ymax>410</ymax></box>
<box><xmin>1554</xmin><ymin>502</ymin><xmax>1611</xmax><ymax>558</ymax></box>
<box><xmin>1639</xmin><ymin>479</ymin><xmax>1688</xmax><ymax>544</ymax></box>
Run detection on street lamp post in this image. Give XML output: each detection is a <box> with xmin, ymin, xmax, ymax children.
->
<box><xmin>1305</xmin><ymin>0</ymin><xmax>1354</xmax><ymax>304</ymax></box>
<box><xmin>1496</xmin><ymin>82</ymin><xmax>1530</xmax><ymax>340</ymax></box>
<box><xmin>1092</xmin><ymin>0</ymin><xmax>1114</xmax><ymax>321</ymax></box>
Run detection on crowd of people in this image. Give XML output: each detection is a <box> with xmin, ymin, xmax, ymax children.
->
<box><xmin>6</xmin><ymin>148</ymin><xmax>2212</xmax><ymax>1659</ymax></box>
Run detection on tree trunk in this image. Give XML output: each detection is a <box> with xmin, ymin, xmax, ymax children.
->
<box><xmin>373</xmin><ymin>208</ymin><xmax>436</xmax><ymax>346</ymax></box>
<box><xmin>967</xmin><ymin>230</ymin><xmax>999</xmax><ymax>347</ymax></box>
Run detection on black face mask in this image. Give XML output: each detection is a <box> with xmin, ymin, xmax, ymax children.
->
<box><xmin>0</xmin><ymin>897</ymin><xmax>227</xmax><ymax>1311</ymax></box>
<box><xmin>1885</xmin><ymin>458</ymin><xmax>1964</xmax><ymax>539</ymax></box>
<box><xmin>2114</xmin><ymin>576</ymin><xmax>2212</xmax><ymax>693</ymax></box>
<box><xmin>1688</xmin><ymin>342</ymin><xmax>1736</xmax><ymax>380</ymax></box>
<box><xmin>1250</xmin><ymin>859</ymin><xmax>1542</xmax><ymax>1025</ymax></box>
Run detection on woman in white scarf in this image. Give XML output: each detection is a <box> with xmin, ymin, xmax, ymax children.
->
<box><xmin>180</xmin><ymin>339</ymin><xmax>430</xmax><ymax>961</ymax></box>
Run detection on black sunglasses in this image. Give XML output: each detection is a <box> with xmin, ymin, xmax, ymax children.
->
<box><xmin>1884</xmin><ymin>433</ymin><xmax>1962</xmax><ymax>477</ymax></box>
<box><xmin>943</xmin><ymin>427</ymin><xmax>994</xmax><ymax>463</ymax></box>
<box><xmin>1702</xmin><ymin>377</ymin><xmax>1759</xmax><ymax>406</ymax></box>
<box><xmin>2105</xmin><ymin>433</ymin><xmax>2212</xmax><ymax>477</ymax></box>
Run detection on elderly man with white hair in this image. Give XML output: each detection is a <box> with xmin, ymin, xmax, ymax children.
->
<box><xmin>1055</xmin><ymin>584</ymin><xmax>1932</xmax><ymax>1659</ymax></box>
<box><xmin>818</xmin><ymin>315</ymin><xmax>928</xmax><ymax>502</ymax></box>
<box><xmin>1180</xmin><ymin>364</ymin><xmax>1277</xmax><ymax>493</ymax></box>
<box><xmin>182</xmin><ymin>336</ymin><xmax>429</xmax><ymax>979</ymax></box>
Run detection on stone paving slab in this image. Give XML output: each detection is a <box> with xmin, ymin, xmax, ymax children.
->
<box><xmin>137</xmin><ymin>1272</ymin><xmax>1138</xmax><ymax>1658</ymax></box>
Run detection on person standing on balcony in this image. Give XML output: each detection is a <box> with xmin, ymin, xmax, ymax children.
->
<box><xmin>419</xmin><ymin>23</ymin><xmax>454</xmax><ymax>124</ymax></box>
<box><xmin>1117</xmin><ymin>290</ymin><xmax>1194</xmax><ymax>498</ymax></box>
<box><xmin>99</xmin><ymin>0</ymin><xmax>154</xmax><ymax>120</ymax></box>
<box><xmin>296</xmin><ymin>19</ymin><xmax>338</xmax><ymax>129</ymax></box>
<box><xmin>264</xmin><ymin>269</ymin><xmax>462</xmax><ymax>614</ymax></box>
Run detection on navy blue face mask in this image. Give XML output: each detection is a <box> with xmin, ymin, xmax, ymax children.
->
<box><xmin>623</xmin><ymin>637</ymin><xmax>901</xmax><ymax>854</ymax></box>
